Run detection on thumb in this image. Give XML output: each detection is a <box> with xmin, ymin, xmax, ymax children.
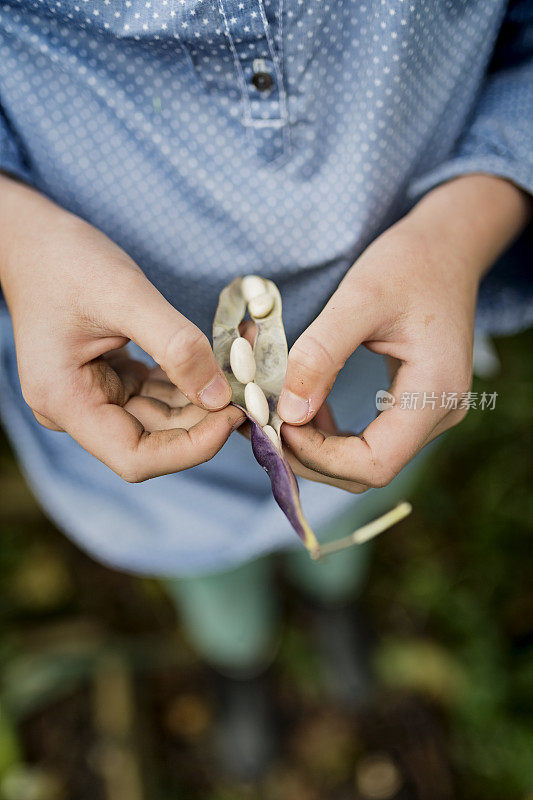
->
<box><xmin>114</xmin><ymin>271</ymin><xmax>232</xmax><ymax>410</ymax></box>
<box><xmin>278</xmin><ymin>296</ymin><xmax>372</xmax><ymax>424</ymax></box>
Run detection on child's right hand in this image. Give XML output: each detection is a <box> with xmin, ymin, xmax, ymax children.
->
<box><xmin>0</xmin><ymin>173</ymin><xmax>244</xmax><ymax>481</ymax></box>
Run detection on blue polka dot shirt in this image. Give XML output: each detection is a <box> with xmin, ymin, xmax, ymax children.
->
<box><xmin>0</xmin><ymin>0</ymin><xmax>531</xmax><ymax>574</ymax></box>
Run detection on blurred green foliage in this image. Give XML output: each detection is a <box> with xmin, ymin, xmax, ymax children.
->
<box><xmin>369</xmin><ymin>329</ymin><xmax>533</xmax><ymax>799</ymax></box>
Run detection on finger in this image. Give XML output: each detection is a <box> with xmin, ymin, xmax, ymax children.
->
<box><xmin>124</xmin><ymin>395</ymin><xmax>207</xmax><ymax>432</ymax></box>
<box><xmin>112</xmin><ymin>272</ymin><xmax>232</xmax><ymax>411</ymax></box>
<box><xmin>281</xmin><ymin>361</ymin><xmax>461</xmax><ymax>487</ymax></box>
<box><xmin>354</xmin><ymin>361</ymin><xmax>468</xmax><ymax>484</ymax></box>
<box><xmin>281</xmin><ymin>438</ymin><xmax>368</xmax><ymax>493</ymax></box>
<box><xmin>281</xmin><ymin>423</ymin><xmax>369</xmax><ymax>483</ymax></box>
<box><xmin>106</xmin><ymin>354</ymin><xmax>149</xmax><ymax>402</ymax></box>
<box><xmin>147</xmin><ymin>366</ymin><xmax>170</xmax><ymax>381</ymax></box>
<box><xmin>313</xmin><ymin>403</ymin><xmax>339</xmax><ymax>436</ymax></box>
<box><xmin>421</xmin><ymin>405</ymin><xmax>469</xmax><ymax>443</ymax></box>
<box><xmin>236</xmin><ymin>418</ymin><xmax>252</xmax><ymax>441</ymax></box>
<box><xmin>237</xmin><ymin>404</ymin><xmax>339</xmax><ymax>438</ymax></box>
<box><xmin>32</xmin><ymin>410</ymin><xmax>65</xmax><ymax>432</ymax></box>
<box><xmin>238</xmin><ymin>414</ymin><xmax>365</xmax><ymax>492</ymax></box>
<box><xmin>139</xmin><ymin>365</ymin><xmax>190</xmax><ymax>406</ymax></box>
<box><xmin>139</xmin><ymin>378</ymin><xmax>189</xmax><ymax>408</ymax></box>
<box><xmin>386</xmin><ymin>355</ymin><xmax>401</xmax><ymax>381</ymax></box>
<box><xmin>65</xmin><ymin>400</ymin><xmax>245</xmax><ymax>482</ymax></box>
<box><xmin>278</xmin><ymin>286</ymin><xmax>380</xmax><ymax>424</ymax></box>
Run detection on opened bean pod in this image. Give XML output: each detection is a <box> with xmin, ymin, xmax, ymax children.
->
<box><xmin>213</xmin><ymin>276</ymin><xmax>413</xmax><ymax>560</ymax></box>
<box><xmin>213</xmin><ymin>275</ymin><xmax>320</xmax><ymax>557</ymax></box>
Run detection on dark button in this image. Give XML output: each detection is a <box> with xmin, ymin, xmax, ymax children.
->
<box><xmin>251</xmin><ymin>71</ymin><xmax>274</xmax><ymax>92</ymax></box>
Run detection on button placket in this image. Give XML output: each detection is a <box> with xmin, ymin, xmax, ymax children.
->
<box><xmin>218</xmin><ymin>0</ymin><xmax>289</xmax><ymax>162</ymax></box>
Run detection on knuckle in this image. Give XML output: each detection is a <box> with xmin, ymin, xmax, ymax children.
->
<box><xmin>348</xmin><ymin>483</ymin><xmax>370</xmax><ymax>495</ymax></box>
<box><xmin>90</xmin><ymin>360</ymin><xmax>125</xmax><ymax>405</ymax></box>
<box><xmin>446</xmin><ymin>361</ymin><xmax>472</xmax><ymax>394</ymax></box>
<box><xmin>21</xmin><ymin>380</ymin><xmax>52</xmax><ymax>418</ymax></box>
<box><xmin>113</xmin><ymin>449</ymin><xmax>147</xmax><ymax>484</ymax></box>
<box><xmin>162</xmin><ymin>327</ymin><xmax>210</xmax><ymax>375</ymax></box>
<box><xmin>441</xmin><ymin>359</ymin><xmax>472</xmax><ymax>394</ymax></box>
<box><xmin>454</xmin><ymin>407</ymin><xmax>469</xmax><ymax>425</ymax></box>
<box><xmin>31</xmin><ymin>409</ymin><xmax>61</xmax><ymax>431</ymax></box>
<box><xmin>31</xmin><ymin>409</ymin><xmax>46</xmax><ymax>427</ymax></box>
<box><xmin>369</xmin><ymin>463</ymin><xmax>398</xmax><ymax>489</ymax></box>
<box><xmin>117</xmin><ymin>463</ymin><xmax>146</xmax><ymax>484</ymax></box>
<box><xmin>290</xmin><ymin>333</ymin><xmax>341</xmax><ymax>374</ymax></box>
<box><xmin>457</xmin><ymin>376</ymin><xmax>472</xmax><ymax>396</ymax></box>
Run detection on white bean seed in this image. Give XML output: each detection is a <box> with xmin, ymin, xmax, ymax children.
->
<box><xmin>241</xmin><ymin>275</ymin><xmax>266</xmax><ymax>303</ymax></box>
<box><xmin>245</xmin><ymin>382</ymin><xmax>270</xmax><ymax>427</ymax></box>
<box><xmin>248</xmin><ymin>292</ymin><xmax>274</xmax><ymax>319</ymax></box>
<box><xmin>262</xmin><ymin>424</ymin><xmax>281</xmax><ymax>451</ymax></box>
<box><xmin>229</xmin><ymin>337</ymin><xmax>256</xmax><ymax>384</ymax></box>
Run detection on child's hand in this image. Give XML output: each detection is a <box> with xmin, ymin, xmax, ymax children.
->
<box><xmin>0</xmin><ymin>174</ymin><xmax>243</xmax><ymax>481</ymax></box>
<box><xmin>278</xmin><ymin>175</ymin><xmax>530</xmax><ymax>492</ymax></box>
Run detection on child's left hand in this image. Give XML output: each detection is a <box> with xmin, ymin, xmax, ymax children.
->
<box><xmin>277</xmin><ymin>175</ymin><xmax>530</xmax><ymax>492</ymax></box>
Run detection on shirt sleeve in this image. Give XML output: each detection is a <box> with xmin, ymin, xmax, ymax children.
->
<box><xmin>409</xmin><ymin>0</ymin><xmax>533</xmax><ymax>199</ymax></box>
<box><xmin>0</xmin><ymin>104</ymin><xmax>32</xmax><ymax>184</ymax></box>
<box><xmin>409</xmin><ymin>1</ymin><xmax>533</xmax><ymax>337</ymax></box>
<box><xmin>0</xmin><ymin>103</ymin><xmax>32</xmax><ymax>308</ymax></box>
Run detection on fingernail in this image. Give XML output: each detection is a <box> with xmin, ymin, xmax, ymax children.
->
<box><xmin>278</xmin><ymin>390</ymin><xmax>309</xmax><ymax>423</ymax></box>
<box><xmin>199</xmin><ymin>374</ymin><xmax>232</xmax><ymax>409</ymax></box>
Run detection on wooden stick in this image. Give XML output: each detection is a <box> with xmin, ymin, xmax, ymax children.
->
<box><xmin>312</xmin><ymin>501</ymin><xmax>412</xmax><ymax>560</ymax></box>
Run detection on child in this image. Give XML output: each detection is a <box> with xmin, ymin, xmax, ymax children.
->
<box><xmin>0</xmin><ymin>0</ymin><xmax>531</xmax><ymax>778</ymax></box>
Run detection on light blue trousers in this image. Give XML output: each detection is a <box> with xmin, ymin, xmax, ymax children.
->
<box><xmin>166</xmin><ymin>467</ymin><xmax>419</xmax><ymax>672</ymax></box>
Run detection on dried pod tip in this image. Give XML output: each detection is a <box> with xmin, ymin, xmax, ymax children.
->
<box><xmin>309</xmin><ymin>545</ymin><xmax>323</xmax><ymax>561</ymax></box>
